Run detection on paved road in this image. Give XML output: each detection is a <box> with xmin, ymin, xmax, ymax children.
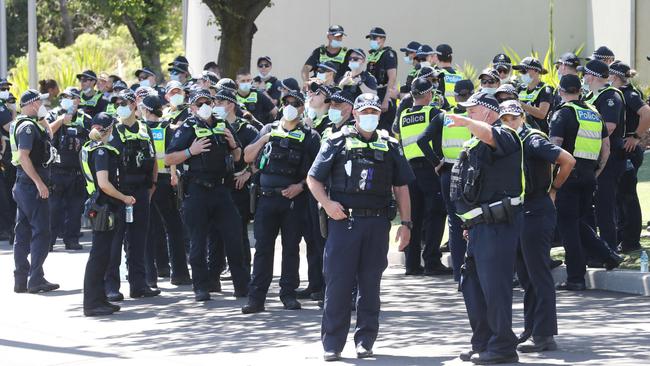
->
<box><xmin>1</xmin><ymin>233</ymin><xmax>649</xmax><ymax>366</ymax></box>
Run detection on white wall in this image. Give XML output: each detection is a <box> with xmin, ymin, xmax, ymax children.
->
<box><xmin>587</xmin><ymin>0</ymin><xmax>634</xmax><ymax>64</ymax></box>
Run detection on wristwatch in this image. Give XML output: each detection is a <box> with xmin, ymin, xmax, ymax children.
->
<box><xmin>400</xmin><ymin>221</ymin><xmax>413</xmax><ymax>230</ymax></box>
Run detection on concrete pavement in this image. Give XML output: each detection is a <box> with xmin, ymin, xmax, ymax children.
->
<box><xmin>1</xmin><ymin>233</ymin><xmax>650</xmax><ymax>366</ymax></box>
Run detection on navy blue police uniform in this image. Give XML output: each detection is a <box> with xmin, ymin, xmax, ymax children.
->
<box><xmin>244</xmin><ymin>119</ymin><xmax>321</xmax><ymax>310</ymax></box>
<box><xmin>166</xmin><ymin>102</ymin><xmax>250</xmax><ymax>300</ymax></box>
<box><xmin>450</xmin><ymin>94</ymin><xmax>524</xmax><ymax>362</ymax></box>
<box><xmin>365</xmin><ymin>29</ymin><xmax>398</xmax><ymax>132</ymax></box>
<box><xmin>46</xmin><ymin>105</ymin><xmax>92</xmax><ymax>250</ymax></box>
<box><xmin>10</xmin><ymin>91</ymin><xmax>58</xmax><ymax>293</ymax></box>
<box><xmin>237</xmin><ymin>88</ymin><xmax>277</xmax><ymax>125</ymax></box>
<box><xmin>0</xmin><ymin>91</ymin><xmax>17</xmax><ymax>240</ymax></box>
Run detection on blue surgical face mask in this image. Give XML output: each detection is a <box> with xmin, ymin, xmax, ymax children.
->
<box><xmin>328</xmin><ymin>108</ymin><xmax>342</xmax><ymax>123</ymax></box>
<box><xmin>213</xmin><ymin>106</ymin><xmax>227</xmax><ymax>119</ymax></box>
<box><xmin>170</xmin><ymin>94</ymin><xmax>184</xmax><ymax>107</ymax></box>
<box><xmin>482</xmin><ymin>87</ymin><xmax>497</xmax><ymax>95</ymax></box>
<box><xmin>403</xmin><ymin>56</ymin><xmax>412</xmax><ymax>65</ymax></box>
<box><xmin>316</xmin><ymin>72</ymin><xmax>328</xmax><ymax>82</ymax></box>
<box><xmin>60</xmin><ymin>98</ymin><xmax>74</xmax><ymax>111</ymax></box>
<box><xmin>520</xmin><ymin>73</ymin><xmax>532</xmax><ymax>85</ymax></box>
<box><xmin>330</xmin><ymin>39</ymin><xmax>343</xmax><ymax>48</ymax></box>
<box><xmin>358</xmin><ymin>113</ymin><xmax>379</xmax><ymax>132</ymax></box>
<box><xmin>139</xmin><ymin>79</ymin><xmax>151</xmax><ymax>88</ymax></box>
<box><xmin>369</xmin><ymin>40</ymin><xmax>380</xmax><ymax>50</ymax></box>
<box><xmin>238</xmin><ymin>82</ymin><xmax>252</xmax><ymax>93</ymax></box>
<box><xmin>116</xmin><ymin>105</ymin><xmax>132</xmax><ymax>119</ymax></box>
<box><xmin>170</xmin><ymin>73</ymin><xmax>181</xmax><ymax>82</ymax></box>
<box><xmin>348</xmin><ymin>61</ymin><xmax>361</xmax><ymax>71</ymax></box>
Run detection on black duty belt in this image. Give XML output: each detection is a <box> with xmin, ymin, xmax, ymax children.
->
<box><xmin>259</xmin><ymin>187</ymin><xmax>285</xmax><ymax>197</ymax></box>
<box><xmin>189</xmin><ymin>176</ymin><xmax>226</xmax><ymax>189</ymax></box>
<box><xmin>52</xmin><ymin>166</ymin><xmax>82</xmax><ymax>175</ymax></box>
<box><xmin>460</xmin><ymin>197</ymin><xmax>522</xmax><ymax>229</ymax></box>
<box><xmin>347</xmin><ymin>207</ymin><xmax>391</xmax><ymax>218</ymax></box>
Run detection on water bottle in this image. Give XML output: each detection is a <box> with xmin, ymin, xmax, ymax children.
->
<box><xmin>125</xmin><ymin>205</ymin><xmax>134</xmax><ymax>223</ymax></box>
<box><xmin>640</xmin><ymin>251</ymin><xmax>648</xmax><ymax>273</ymax></box>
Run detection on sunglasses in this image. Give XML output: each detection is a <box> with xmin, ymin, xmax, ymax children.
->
<box><xmin>0</xmin><ymin>87</ymin><xmax>9</xmax><ymax>91</ymax></box>
<box><xmin>116</xmin><ymin>100</ymin><xmax>130</xmax><ymax>107</ymax></box>
<box><xmin>284</xmin><ymin>100</ymin><xmax>303</xmax><ymax>108</ymax></box>
<box><xmin>496</xmin><ymin>69</ymin><xmax>510</xmax><ymax>74</ymax></box>
<box><xmin>195</xmin><ymin>101</ymin><xmax>211</xmax><ymax>108</ymax></box>
<box><xmin>480</xmin><ymin>79</ymin><xmax>498</xmax><ymax>85</ymax></box>
<box><xmin>79</xmin><ymin>78</ymin><xmax>93</xmax><ymax>83</ymax></box>
<box><xmin>258</xmin><ymin>63</ymin><xmax>271</xmax><ymax>68</ymax></box>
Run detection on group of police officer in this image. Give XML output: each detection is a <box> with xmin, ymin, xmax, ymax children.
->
<box><xmin>1</xmin><ymin>24</ymin><xmax>649</xmax><ymax>364</ymax></box>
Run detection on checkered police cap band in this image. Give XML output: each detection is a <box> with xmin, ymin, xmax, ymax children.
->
<box><xmin>411</xmin><ymin>84</ymin><xmax>433</xmax><ymax>96</ymax></box>
<box><xmin>467</xmin><ymin>95</ymin><xmax>500</xmax><ymax>113</ymax></box>
<box><xmin>499</xmin><ymin>101</ymin><xmax>524</xmax><ymax>116</ymax></box>
<box><xmin>330</xmin><ymin>93</ymin><xmax>354</xmax><ymax>105</ymax></box>
<box><xmin>190</xmin><ymin>91</ymin><xmax>212</xmax><ymax>104</ymax></box>
<box><xmin>583</xmin><ymin>65</ymin><xmax>605</xmax><ymax>78</ymax></box>
<box><xmin>216</xmin><ymin>93</ymin><xmax>238</xmax><ymax>104</ymax></box>
<box><xmin>519</xmin><ymin>64</ymin><xmax>542</xmax><ymax>72</ymax></box>
<box><xmin>592</xmin><ymin>53</ymin><xmax>613</xmax><ymax>60</ymax></box>
<box><xmin>608</xmin><ymin>68</ymin><xmax>627</xmax><ymax>78</ymax></box>
<box><xmin>20</xmin><ymin>95</ymin><xmax>40</xmax><ymax>107</ymax></box>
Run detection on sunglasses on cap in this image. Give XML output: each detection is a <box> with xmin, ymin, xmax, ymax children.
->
<box><xmin>283</xmin><ymin>99</ymin><xmax>303</xmax><ymax>108</ymax></box>
<box><xmin>480</xmin><ymin>78</ymin><xmax>498</xmax><ymax>85</ymax></box>
<box><xmin>258</xmin><ymin>63</ymin><xmax>271</xmax><ymax>68</ymax></box>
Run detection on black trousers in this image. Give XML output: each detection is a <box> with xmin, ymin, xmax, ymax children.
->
<box><xmin>84</xmin><ymin>210</ymin><xmax>121</xmax><ymax>309</ymax></box>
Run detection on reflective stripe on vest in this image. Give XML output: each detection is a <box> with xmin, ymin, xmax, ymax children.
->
<box><xmin>270</xmin><ymin>125</ymin><xmax>305</xmax><ymax>142</ymax></box>
<box><xmin>9</xmin><ymin>117</ymin><xmax>45</xmax><ymax>166</ymax></box>
<box><xmin>441</xmin><ymin>112</ymin><xmax>471</xmax><ymax>163</ymax></box>
<box><xmin>237</xmin><ymin>91</ymin><xmax>258</xmax><ymax>106</ymax></box>
<box><xmin>80</xmin><ymin>141</ymin><xmax>120</xmax><ymax>195</ymax></box>
<box><xmin>312</xmin><ymin>114</ymin><xmax>327</xmax><ymax>129</ymax></box>
<box><xmin>518</xmin><ymin>83</ymin><xmax>545</xmax><ymax>104</ymax></box>
<box><xmin>367</xmin><ymin>49</ymin><xmax>386</xmax><ymax>64</ymax></box>
<box><xmin>163</xmin><ymin>107</ymin><xmax>183</xmax><ymax>121</ymax></box>
<box><xmin>399</xmin><ymin>106</ymin><xmax>432</xmax><ymax>160</ymax></box>
<box><xmin>105</xmin><ymin>103</ymin><xmax>116</xmax><ymax>116</ymax></box>
<box><xmin>345</xmin><ymin>135</ymin><xmax>389</xmax><ymax>152</ymax></box>
<box><xmin>319</xmin><ymin>47</ymin><xmax>347</xmax><ymax>64</ymax></box>
<box><xmin>117</xmin><ymin>121</ymin><xmax>150</xmax><ymax>142</ymax></box>
<box><xmin>585</xmin><ymin>85</ymin><xmax>624</xmax><ymax>105</ymax></box>
<box><xmin>440</xmin><ymin>69</ymin><xmax>462</xmax><ymax>107</ymax></box>
<box><xmin>564</xmin><ymin>102</ymin><xmax>603</xmax><ymax>160</ymax></box>
<box><xmin>193</xmin><ymin>122</ymin><xmax>226</xmax><ymax>138</ymax></box>
<box><xmin>151</xmin><ymin>125</ymin><xmax>168</xmax><ymax>173</ymax></box>
<box><xmin>80</xmin><ymin>93</ymin><xmax>102</xmax><ymax>108</ymax></box>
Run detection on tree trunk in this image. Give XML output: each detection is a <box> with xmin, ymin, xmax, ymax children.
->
<box><xmin>203</xmin><ymin>0</ymin><xmax>271</xmax><ymax>79</ymax></box>
<box><xmin>123</xmin><ymin>14</ymin><xmax>163</xmax><ymax>82</ymax></box>
<box><xmin>59</xmin><ymin>0</ymin><xmax>74</xmax><ymax>46</ymax></box>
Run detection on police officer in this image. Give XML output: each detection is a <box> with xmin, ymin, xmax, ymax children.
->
<box><xmin>608</xmin><ymin>61</ymin><xmax>650</xmax><ymax>252</ymax></box>
<box><xmin>162</xmin><ymin>81</ymin><xmax>190</xmax><ymax>128</ymax></box>
<box><xmin>478</xmin><ymin>68</ymin><xmax>500</xmax><ymax>95</ymax></box>
<box><xmin>312</xmin><ymin>61</ymin><xmax>339</xmax><ymax>88</ymax></box>
<box><xmin>433</xmin><ymin>44</ymin><xmax>462</xmax><ymax>109</ymax></box>
<box><xmin>588</xmin><ymin>46</ymin><xmax>616</xmax><ymax>65</ymax></box>
<box><xmin>304</xmin><ymin>81</ymin><xmax>333</xmax><ymax>137</ymax></box>
<box><xmin>47</xmin><ymin>87</ymin><xmax>91</xmax><ymax>251</ymax></box>
<box><xmin>168</xmin><ymin>56</ymin><xmax>191</xmax><ymax>84</ymax></box>
<box><xmin>105</xmin><ymin>80</ymin><xmax>128</xmax><ymax>117</ymax></box>
<box><xmin>581</xmin><ymin>59</ymin><xmax>626</xmax><ymax>251</ymax></box>
<box><xmin>416</xmin><ymin>80</ymin><xmax>475</xmax><ymax>280</ymax></box>
<box><xmin>551</xmin><ymin>52</ymin><xmax>581</xmax><ymax>112</ymax></box>
<box><xmin>0</xmin><ymin>79</ymin><xmax>17</xmax><ymax>242</ymax></box>
<box><xmin>396</xmin><ymin>78</ymin><xmax>450</xmax><ymax>275</ymax></box>
<box><xmin>307</xmin><ymin>93</ymin><xmax>414</xmax><ymax>361</ymax></box>
<box><xmin>338</xmin><ymin>48</ymin><xmax>378</xmax><ymax>100</ymax></box>
<box><xmin>445</xmin><ymin>92</ymin><xmax>523</xmax><ymax>364</ymax></box>
<box><xmin>141</xmin><ymin>95</ymin><xmax>191</xmax><ymax>287</ymax></box>
<box><xmin>399</xmin><ymin>41</ymin><xmax>421</xmax><ymax>95</ymax></box>
<box><xmin>394</xmin><ymin>67</ymin><xmax>443</xmax><ymax>122</ymax></box>
<box><xmin>11</xmin><ymin>89</ymin><xmax>59</xmax><ymax>294</ymax></box>
<box><xmin>165</xmin><ymin>89</ymin><xmax>249</xmax><ymax>301</ymax></box>
<box><xmin>235</xmin><ymin>68</ymin><xmax>278</xmax><ymax>125</ymax></box>
<box><xmin>77</xmin><ymin>70</ymin><xmax>108</xmax><ymax>117</ymax></box>
<box><xmin>81</xmin><ymin>113</ymin><xmax>133</xmax><ymax>316</ymax></box>
<box><xmin>320</xmin><ymin>90</ymin><xmax>356</xmax><ymax>141</ymax></box>
<box><xmin>198</xmin><ymin>70</ymin><xmax>219</xmax><ymax>96</ymax></box>
<box><xmin>549</xmin><ymin>75</ymin><xmax>622</xmax><ymax>291</ymax></box>
<box><xmin>302</xmin><ymin>25</ymin><xmax>348</xmax><ymax>86</ymax></box>
<box><xmin>497</xmin><ymin>100</ymin><xmax>576</xmax><ymax>352</ymax></box>
<box><xmin>104</xmin><ymin>89</ymin><xmax>160</xmax><ymax>301</ymax></box>
<box><xmin>492</xmin><ymin>53</ymin><xmax>514</xmax><ymax>85</ymax></box>
<box><xmin>135</xmin><ymin>67</ymin><xmax>165</xmax><ymax>99</ymax></box>
<box><xmin>208</xmin><ymin>89</ymin><xmax>260</xmax><ymax>279</ymax></box>
<box><xmin>365</xmin><ymin>27</ymin><xmax>398</xmax><ymax>132</ymax></box>
<box><xmin>494</xmin><ymin>84</ymin><xmax>519</xmax><ymax>104</ymax></box>
<box><xmin>513</xmin><ymin>57</ymin><xmax>554</xmax><ymax>133</ymax></box>
<box><xmin>254</xmin><ymin>56</ymin><xmax>282</xmax><ymax>106</ymax></box>
<box><xmin>242</xmin><ymin>84</ymin><xmax>321</xmax><ymax>313</ymax></box>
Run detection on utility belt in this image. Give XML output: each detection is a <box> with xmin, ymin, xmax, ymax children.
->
<box><xmin>259</xmin><ymin>186</ymin><xmax>285</xmax><ymax>197</ymax></box>
<box><xmin>318</xmin><ymin>200</ymin><xmax>397</xmax><ymax>238</ymax></box>
<box><xmin>84</xmin><ymin>192</ymin><xmax>115</xmax><ymax>232</ymax></box>
<box><xmin>409</xmin><ymin>160</ymin><xmax>430</xmax><ymax>169</ymax></box>
<box><xmin>188</xmin><ymin>175</ymin><xmax>226</xmax><ymax>189</ymax></box>
<box><xmin>459</xmin><ymin>196</ymin><xmax>522</xmax><ymax>229</ymax></box>
<box><xmin>51</xmin><ymin>166</ymin><xmax>82</xmax><ymax>176</ymax></box>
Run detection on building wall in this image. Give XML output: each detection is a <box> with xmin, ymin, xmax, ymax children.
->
<box><xmin>185</xmin><ymin>0</ymin><xmax>648</xmax><ymax>88</ymax></box>
<box><xmin>635</xmin><ymin>0</ymin><xmax>650</xmax><ymax>87</ymax></box>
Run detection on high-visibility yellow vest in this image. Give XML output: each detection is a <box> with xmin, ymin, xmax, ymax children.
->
<box><xmin>399</xmin><ymin>105</ymin><xmax>434</xmax><ymax>160</ymax></box>
<box><xmin>562</xmin><ymin>102</ymin><xmax>603</xmax><ymax>160</ymax></box>
<box><xmin>439</xmin><ymin>69</ymin><xmax>462</xmax><ymax>107</ymax></box>
<box><xmin>150</xmin><ymin>123</ymin><xmax>169</xmax><ymax>173</ymax></box>
<box><xmin>441</xmin><ymin>112</ymin><xmax>471</xmax><ymax>163</ymax></box>
<box><xmin>80</xmin><ymin>141</ymin><xmax>120</xmax><ymax>194</ymax></box>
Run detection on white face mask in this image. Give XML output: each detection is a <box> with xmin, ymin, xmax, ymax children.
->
<box><xmin>170</xmin><ymin>93</ymin><xmax>184</xmax><ymax>107</ymax></box>
<box><xmin>330</xmin><ymin>39</ymin><xmax>343</xmax><ymax>48</ymax></box>
<box><xmin>196</xmin><ymin>104</ymin><xmax>212</xmax><ymax>120</ymax></box>
<box><xmin>284</xmin><ymin>104</ymin><xmax>299</xmax><ymax>121</ymax></box>
<box><xmin>213</xmin><ymin>106</ymin><xmax>227</xmax><ymax>119</ymax></box>
<box><xmin>348</xmin><ymin>61</ymin><xmax>361</xmax><ymax>71</ymax></box>
<box><xmin>60</xmin><ymin>98</ymin><xmax>74</xmax><ymax>111</ymax></box>
<box><xmin>358</xmin><ymin>113</ymin><xmax>379</xmax><ymax>132</ymax></box>
<box><xmin>316</xmin><ymin>73</ymin><xmax>328</xmax><ymax>82</ymax></box>
<box><xmin>420</xmin><ymin>61</ymin><xmax>431</xmax><ymax>68</ymax></box>
<box><xmin>83</xmin><ymin>87</ymin><xmax>93</xmax><ymax>94</ymax></box>
<box><xmin>139</xmin><ymin>79</ymin><xmax>151</xmax><ymax>88</ymax></box>
<box><xmin>116</xmin><ymin>105</ymin><xmax>132</xmax><ymax>119</ymax></box>
<box><xmin>0</xmin><ymin>90</ymin><xmax>9</xmax><ymax>100</ymax></box>
<box><xmin>238</xmin><ymin>82</ymin><xmax>252</xmax><ymax>93</ymax></box>
<box><xmin>482</xmin><ymin>87</ymin><xmax>497</xmax><ymax>95</ymax></box>
<box><xmin>328</xmin><ymin>108</ymin><xmax>342</xmax><ymax>123</ymax></box>
<box><xmin>37</xmin><ymin>104</ymin><xmax>48</xmax><ymax>119</ymax></box>
<box><xmin>403</xmin><ymin>56</ymin><xmax>413</xmax><ymax>65</ymax></box>
<box><xmin>520</xmin><ymin>73</ymin><xmax>533</xmax><ymax>85</ymax></box>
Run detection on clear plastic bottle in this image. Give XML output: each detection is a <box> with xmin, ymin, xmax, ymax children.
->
<box><xmin>640</xmin><ymin>251</ymin><xmax>648</xmax><ymax>273</ymax></box>
<box><xmin>125</xmin><ymin>205</ymin><xmax>134</xmax><ymax>223</ymax></box>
